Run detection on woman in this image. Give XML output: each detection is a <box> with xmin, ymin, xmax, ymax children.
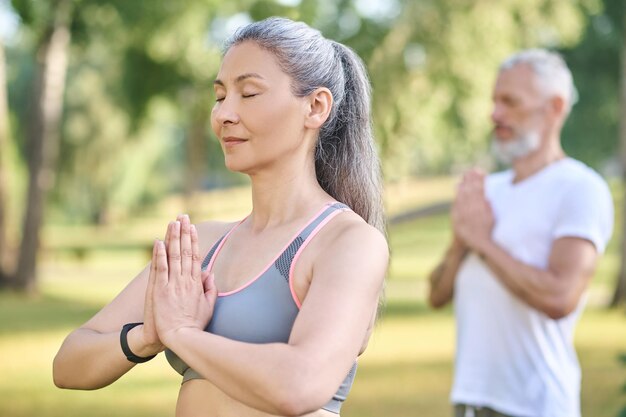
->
<box><xmin>53</xmin><ymin>17</ymin><xmax>388</xmax><ymax>417</ymax></box>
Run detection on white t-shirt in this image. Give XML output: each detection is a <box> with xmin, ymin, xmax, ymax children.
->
<box><xmin>451</xmin><ymin>158</ymin><xmax>614</xmax><ymax>417</ymax></box>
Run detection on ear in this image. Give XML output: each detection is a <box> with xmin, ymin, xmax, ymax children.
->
<box><xmin>550</xmin><ymin>95</ymin><xmax>566</xmax><ymax>118</ymax></box>
<box><xmin>304</xmin><ymin>87</ymin><xmax>333</xmax><ymax>129</ymax></box>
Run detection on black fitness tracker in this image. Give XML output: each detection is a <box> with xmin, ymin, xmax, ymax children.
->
<box><xmin>120</xmin><ymin>322</ymin><xmax>157</xmax><ymax>363</ymax></box>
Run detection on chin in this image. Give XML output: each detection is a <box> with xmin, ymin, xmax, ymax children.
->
<box><xmin>223</xmin><ymin>155</ymin><xmax>243</xmax><ymax>171</ymax></box>
<box><xmin>493</xmin><ymin>134</ymin><xmax>514</xmax><ymax>143</ymax></box>
<box><xmin>224</xmin><ymin>161</ymin><xmax>246</xmax><ymax>173</ymax></box>
<box><xmin>223</xmin><ymin>158</ymin><xmax>257</xmax><ymax>176</ymax></box>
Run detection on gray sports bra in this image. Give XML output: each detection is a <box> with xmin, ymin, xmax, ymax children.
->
<box><xmin>165</xmin><ymin>202</ymin><xmax>357</xmax><ymax>414</ymax></box>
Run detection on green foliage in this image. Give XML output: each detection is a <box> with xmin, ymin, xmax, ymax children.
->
<box><xmin>120</xmin><ymin>47</ymin><xmax>184</xmax><ymax>126</ymax></box>
<box><xmin>560</xmin><ymin>0</ymin><xmax>624</xmax><ymax>169</ymax></box>
<box><xmin>363</xmin><ymin>0</ymin><xmax>600</xmax><ymax>178</ymax></box>
<box><xmin>3</xmin><ymin>0</ymin><xmax>623</xmax><ymax>225</ymax></box>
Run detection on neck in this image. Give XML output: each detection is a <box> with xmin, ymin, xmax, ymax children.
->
<box><xmin>511</xmin><ymin>133</ymin><xmax>565</xmax><ymax>183</ymax></box>
<box><xmin>247</xmin><ymin>157</ymin><xmax>331</xmax><ymax>232</ymax></box>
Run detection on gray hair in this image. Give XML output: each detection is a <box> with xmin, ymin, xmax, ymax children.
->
<box><xmin>224</xmin><ymin>17</ymin><xmax>386</xmax><ymax>234</ymax></box>
<box><xmin>500</xmin><ymin>49</ymin><xmax>578</xmax><ymax>115</ymax></box>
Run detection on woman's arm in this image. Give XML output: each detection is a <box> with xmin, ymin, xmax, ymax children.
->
<box><xmin>53</xmin><ymin>217</ymin><xmax>226</xmax><ymax>390</ymax></box>
<box><xmin>153</xmin><ymin>215</ymin><xmax>388</xmax><ymax>416</ymax></box>
<box><xmin>52</xmin><ymin>248</ymin><xmax>160</xmax><ymax>389</ymax></box>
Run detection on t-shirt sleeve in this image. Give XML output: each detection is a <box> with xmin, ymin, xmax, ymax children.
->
<box><xmin>552</xmin><ymin>176</ymin><xmax>614</xmax><ymax>254</ymax></box>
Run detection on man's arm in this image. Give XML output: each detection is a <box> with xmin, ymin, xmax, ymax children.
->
<box><xmin>476</xmin><ymin>236</ymin><xmax>598</xmax><ymax>319</ymax></box>
<box><xmin>452</xmin><ymin>167</ymin><xmax>599</xmax><ymax>319</ymax></box>
<box><xmin>452</xmin><ymin>168</ymin><xmax>601</xmax><ymax>319</ymax></box>
<box><xmin>428</xmin><ymin>237</ymin><xmax>468</xmax><ymax>308</ymax></box>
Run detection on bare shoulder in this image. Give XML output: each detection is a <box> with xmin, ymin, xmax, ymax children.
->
<box><xmin>332</xmin><ymin>212</ymin><xmax>387</xmax><ymax>252</ymax></box>
<box><xmin>316</xmin><ymin>211</ymin><xmax>389</xmax><ymax>271</ymax></box>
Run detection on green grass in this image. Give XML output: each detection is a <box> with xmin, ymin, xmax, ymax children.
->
<box><xmin>2</xmin><ymin>178</ymin><xmax>626</xmax><ymax>416</ymax></box>
<box><xmin>2</xmin><ymin>293</ymin><xmax>624</xmax><ymax>417</ymax></box>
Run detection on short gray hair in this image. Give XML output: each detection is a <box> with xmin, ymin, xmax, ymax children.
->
<box><xmin>500</xmin><ymin>49</ymin><xmax>578</xmax><ymax>115</ymax></box>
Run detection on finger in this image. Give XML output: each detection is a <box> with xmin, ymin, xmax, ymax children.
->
<box><xmin>166</xmin><ymin>215</ymin><xmax>185</xmax><ymax>247</ymax></box>
<box><xmin>155</xmin><ymin>240</ymin><xmax>169</xmax><ymax>286</ymax></box>
<box><xmin>203</xmin><ymin>272</ymin><xmax>218</xmax><ymax>302</ymax></box>
<box><xmin>464</xmin><ymin>173</ymin><xmax>480</xmax><ymax>188</ymax></box>
<box><xmin>467</xmin><ymin>167</ymin><xmax>487</xmax><ymax>180</ymax></box>
<box><xmin>465</xmin><ymin>179</ymin><xmax>484</xmax><ymax>197</ymax></box>
<box><xmin>472</xmin><ymin>168</ymin><xmax>487</xmax><ymax>178</ymax></box>
<box><xmin>168</xmin><ymin>220</ymin><xmax>182</xmax><ymax>279</ymax></box>
<box><xmin>180</xmin><ymin>215</ymin><xmax>193</xmax><ymax>278</ymax></box>
<box><xmin>466</xmin><ymin>168</ymin><xmax>479</xmax><ymax>179</ymax></box>
<box><xmin>148</xmin><ymin>238</ymin><xmax>159</xmax><ymax>288</ymax></box>
<box><xmin>164</xmin><ymin>221</ymin><xmax>173</xmax><ymax>252</ymax></box>
<box><xmin>457</xmin><ymin>184</ymin><xmax>471</xmax><ymax>202</ymax></box>
<box><xmin>191</xmin><ymin>224</ymin><xmax>202</xmax><ymax>281</ymax></box>
<box><xmin>146</xmin><ymin>239</ymin><xmax>159</xmax><ymax>309</ymax></box>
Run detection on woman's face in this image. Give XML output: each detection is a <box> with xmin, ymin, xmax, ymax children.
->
<box><xmin>211</xmin><ymin>41</ymin><xmax>310</xmax><ymax>174</ymax></box>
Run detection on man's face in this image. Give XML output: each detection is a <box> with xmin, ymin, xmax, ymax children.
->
<box><xmin>490</xmin><ymin>64</ymin><xmax>549</xmax><ymax>162</ymax></box>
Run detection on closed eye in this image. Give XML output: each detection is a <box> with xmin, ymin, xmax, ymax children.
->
<box><xmin>215</xmin><ymin>93</ymin><xmax>259</xmax><ymax>102</ymax></box>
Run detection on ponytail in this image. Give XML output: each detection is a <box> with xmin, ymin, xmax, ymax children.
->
<box><xmin>315</xmin><ymin>42</ymin><xmax>385</xmax><ymax>234</ymax></box>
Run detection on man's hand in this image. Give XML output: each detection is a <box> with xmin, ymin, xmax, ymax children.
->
<box><xmin>452</xmin><ymin>169</ymin><xmax>494</xmax><ymax>255</ymax></box>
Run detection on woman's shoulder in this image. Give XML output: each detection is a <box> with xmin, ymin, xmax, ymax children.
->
<box><xmin>318</xmin><ymin>210</ymin><xmax>389</xmax><ymax>262</ymax></box>
<box><xmin>303</xmin><ymin>209</ymin><xmax>388</xmax><ymax>291</ymax></box>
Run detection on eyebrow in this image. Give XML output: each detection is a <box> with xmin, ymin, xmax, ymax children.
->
<box><xmin>213</xmin><ymin>72</ymin><xmax>266</xmax><ymax>86</ymax></box>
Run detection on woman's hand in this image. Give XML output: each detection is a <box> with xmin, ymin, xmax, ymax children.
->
<box><xmin>152</xmin><ymin>215</ymin><xmax>218</xmax><ymax>347</ymax></box>
<box><xmin>135</xmin><ymin>218</ymin><xmax>178</xmax><ymax>357</ymax></box>
<box><xmin>136</xmin><ymin>239</ymin><xmax>167</xmax><ymax>356</ymax></box>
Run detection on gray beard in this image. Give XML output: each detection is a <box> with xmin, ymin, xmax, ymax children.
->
<box><xmin>491</xmin><ymin>131</ymin><xmax>541</xmax><ymax>165</ymax></box>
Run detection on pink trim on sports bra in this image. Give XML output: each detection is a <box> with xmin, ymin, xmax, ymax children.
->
<box><xmin>208</xmin><ymin>202</ymin><xmax>338</xmax><ymax>297</ymax></box>
<box><xmin>288</xmin><ymin>207</ymin><xmax>350</xmax><ymax>308</ymax></box>
<box><xmin>203</xmin><ymin>217</ymin><xmax>247</xmax><ymax>281</ymax></box>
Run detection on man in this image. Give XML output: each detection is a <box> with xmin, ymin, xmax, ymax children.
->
<box><xmin>428</xmin><ymin>49</ymin><xmax>614</xmax><ymax>417</ymax></box>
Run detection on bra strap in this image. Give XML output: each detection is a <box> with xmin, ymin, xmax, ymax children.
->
<box><xmin>274</xmin><ymin>202</ymin><xmax>350</xmax><ymax>280</ymax></box>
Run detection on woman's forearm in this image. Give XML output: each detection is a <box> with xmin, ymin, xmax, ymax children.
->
<box><xmin>53</xmin><ymin>325</ymin><xmax>155</xmax><ymax>390</ymax></box>
<box><xmin>165</xmin><ymin>327</ymin><xmax>341</xmax><ymax>416</ymax></box>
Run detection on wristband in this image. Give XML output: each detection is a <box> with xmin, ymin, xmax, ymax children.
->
<box><xmin>120</xmin><ymin>322</ymin><xmax>157</xmax><ymax>363</ymax></box>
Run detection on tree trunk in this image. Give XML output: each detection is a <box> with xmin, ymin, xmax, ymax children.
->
<box><xmin>0</xmin><ymin>39</ymin><xmax>9</xmax><ymax>285</ymax></box>
<box><xmin>611</xmin><ymin>17</ymin><xmax>626</xmax><ymax>307</ymax></box>
<box><xmin>13</xmin><ymin>1</ymin><xmax>72</xmax><ymax>292</ymax></box>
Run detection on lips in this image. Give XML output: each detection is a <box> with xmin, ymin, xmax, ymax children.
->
<box><xmin>493</xmin><ymin>125</ymin><xmax>513</xmax><ymax>138</ymax></box>
<box><xmin>222</xmin><ymin>136</ymin><xmax>248</xmax><ymax>146</ymax></box>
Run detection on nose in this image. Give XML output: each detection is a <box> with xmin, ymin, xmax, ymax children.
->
<box><xmin>212</xmin><ymin>96</ymin><xmax>240</xmax><ymax>126</ymax></box>
<box><xmin>491</xmin><ymin>102</ymin><xmax>504</xmax><ymax>124</ymax></box>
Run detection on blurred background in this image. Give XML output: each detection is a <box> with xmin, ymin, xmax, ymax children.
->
<box><xmin>0</xmin><ymin>0</ymin><xmax>624</xmax><ymax>416</ymax></box>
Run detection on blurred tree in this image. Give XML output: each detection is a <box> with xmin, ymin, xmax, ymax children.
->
<box><xmin>6</xmin><ymin>0</ymin><xmax>74</xmax><ymax>292</ymax></box>
<box><xmin>53</xmin><ymin>0</ymin><xmax>247</xmax><ymax>224</ymax></box>
<box><xmin>1</xmin><ymin>0</ymin><xmax>619</xmax><ymax>292</ymax></box>
<box><xmin>363</xmin><ymin>0</ymin><xmax>599</xmax><ymax>179</ymax></box>
<box><xmin>561</xmin><ymin>0</ymin><xmax>621</xmax><ymax>170</ymax></box>
<box><xmin>246</xmin><ymin>0</ymin><xmax>598</xmax><ymax>177</ymax></box>
<box><xmin>2</xmin><ymin>0</ymin><xmax>237</xmax><ymax>291</ymax></box>
<box><xmin>53</xmin><ymin>1</ymin><xmax>186</xmax><ymax>224</ymax></box>
<box><xmin>0</xmin><ymin>38</ymin><xmax>9</xmax><ymax>282</ymax></box>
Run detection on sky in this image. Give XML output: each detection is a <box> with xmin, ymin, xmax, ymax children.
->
<box><xmin>0</xmin><ymin>0</ymin><xmax>19</xmax><ymax>43</ymax></box>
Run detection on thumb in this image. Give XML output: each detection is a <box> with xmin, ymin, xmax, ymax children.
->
<box><xmin>202</xmin><ymin>271</ymin><xmax>218</xmax><ymax>301</ymax></box>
